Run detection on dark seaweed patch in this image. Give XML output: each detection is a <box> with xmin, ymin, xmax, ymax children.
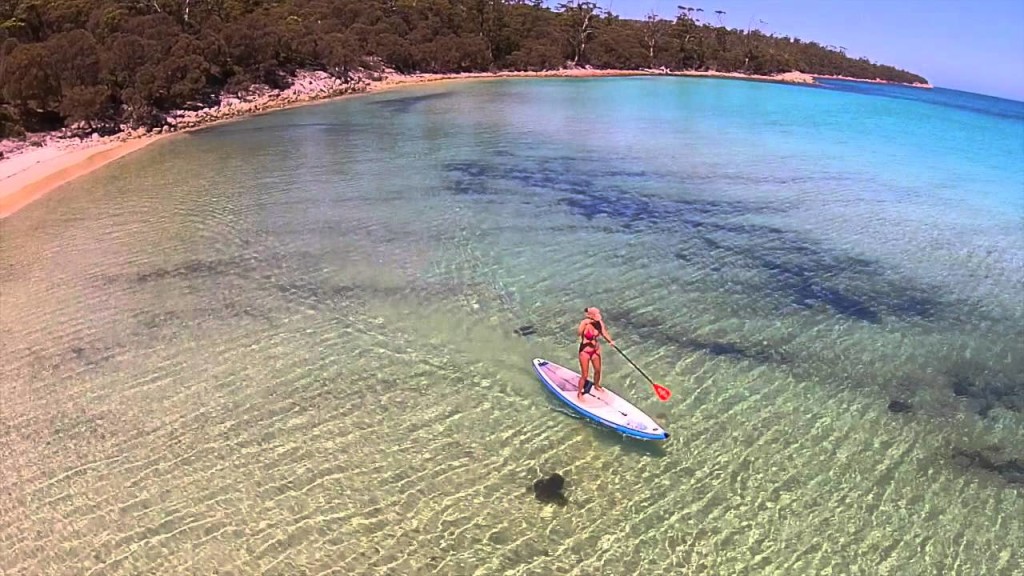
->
<box><xmin>271</xmin><ymin>280</ymin><xmax>362</xmax><ymax>309</ymax></box>
<box><xmin>65</xmin><ymin>343</ymin><xmax>123</xmax><ymax>369</ymax></box>
<box><xmin>751</xmin><ymin>254</ymin><xmax>879</xmax><ymax>320</ymax></box>
<box><xmin>443</xmin><ymin>154</ymin><xmax>941</xmax><ymax>324</ymax></box>
<box><xmin>953</xmin><ymin>447</ymin><xmax>1024</xmax><ymax>485</ymax></box>
<box><xmin>609</xmin><ymin>308</ymin><xmax>787</xmax><ymax>365</ymax></box>
<box><xmin>369</xmin><ymin>92</ymin><xmax>452</xmax><ymax>113</ymax></box>
<box><xmin>887</xmin><ymin>399</ymin><xmax>913</xmax><ymax>413</ymax></box>
<box><xmin>514</xmin><ymin>325</ymin><xmax>536</xmax><ymax>336</ymax></box>
<box><xmin>289</xmin><ymin>123</ymin><xmax>349</xmax><ymax>130</ymax></box>
<box><xmin>196</xmin><ymin>121</ymin><xmax>354</xmax><ymax>138</ymax></box>
<box><xmin>790</xmin><ymin>280</ymin><xmax>878</xmax><ymax>322</ymax></box>
<box><xmin>885</xmin><ymin>294</ymin><xmax>934</xmax><ymax>318</ymax></box>
<box><xmin>444</xmin><ymin>159</ymin><xmax>661</xmax><ymax>202</ymax></box>
<box><xmin>692</xmin><ymin>338</ymin><xmax>781</xmax><ymax>363</ymax></box>
<box><xmin>134</xmin><ymin>310</ymin><xmax>182</xmax><ymax>330</ymax></box>
<box><xmin>532</xmin><ymin>472</ymin><xmax>568</xmax><ymax>505</ymax></box>
<box><xmin>134</xmin><ymin>257</ymin><xmax>245</xmax><ymax>284</ymax></box>
<box><xmin>698</xmin><ymin>341</ymin><xmax>749</xmax><ymax>358</ymax></box>
<box><xmin>264</xmin><ymin>277</ymin><xmax>460</xmax><ymax>314</ymax></box>
<box><xmin>946</xmin><ymin>356</ymin><xmax>1023</xmax><ymax>416</ymax></box>
<box><xmin>949</xmin><ymin>372</ymin><xmax>1022</xmax><ymax>416</ymax></box>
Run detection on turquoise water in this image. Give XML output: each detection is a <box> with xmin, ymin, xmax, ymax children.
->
<box><xmin>1</xmin><ymin>77</ymin><xmax>1022</xmax><ymax>574</ymax></box>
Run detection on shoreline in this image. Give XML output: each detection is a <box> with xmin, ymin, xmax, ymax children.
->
<box><xmin>0</xmin><ymin>136</ymin><xmax>170</xmax><ymax>219</ymax></box>
<box><xmin>810</xmin><ymin>73</ymin><xmax>934</xmax><ymax>89</ymax></box>
<box><xmin>0</xmin><ymin>67</ymin><xmax>917</xmax><ymax>220</ymax></box>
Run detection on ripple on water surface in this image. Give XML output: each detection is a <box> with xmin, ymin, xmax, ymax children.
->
<box><xmin>1</xmin><ymin>78</ymin><xmax>1022</xmax><ymax>575</ymax></box>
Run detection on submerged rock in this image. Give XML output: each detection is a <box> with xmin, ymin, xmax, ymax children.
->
<box><xmin>953</xmin><ymin>447</ymin><xmax>1024</xmax><ymax>486</ymax></box>
<box><xmin>947</xmin><ymin>363</ymin><xmax>1022</xmax><ymax>417</ymax></box>
<box><xmin>533</xmin><ymin>472</ymin><xmax>567</xmax><ymax>505</ymax></box>
<box><xmin>513</xmin><ymin>325</ymin><xmax>536</xmax><ymax>337</ymax></box>
<box><xmin>887</xmin><ymin>399</ymin><xmax>913</xmax><ymax>413</ymax></box>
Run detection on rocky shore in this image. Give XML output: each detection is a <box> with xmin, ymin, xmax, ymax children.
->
<box><xmin>1</xmin><ymin>69</ymin><xmax>376</xmax><ymax>161</ymax></box>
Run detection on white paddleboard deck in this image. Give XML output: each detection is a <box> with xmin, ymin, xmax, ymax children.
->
<box><xmin>532</xmin><ymin>358</ymin><xmax>669</xmax><ymax>441</ymax></box>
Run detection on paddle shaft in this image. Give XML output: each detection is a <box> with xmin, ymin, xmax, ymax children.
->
<box><xmin>611</xmin><ymin>344</ymin><xmax>656</xmax><ymax>385</ymax></box>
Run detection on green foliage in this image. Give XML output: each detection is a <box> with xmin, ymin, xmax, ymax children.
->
<box><xmin>58</xmin><ymin>84</ymin><xmax>110</xmax><ymax>126</ymax></box>
<box><xmin>0</xmin><ymin>0</ymin><xmax>930</xmax><ymax>136</ymax></box>
<box><xmin>1</xmin><ymin>42</ymin><xmax>60</xmax><ymax>110</ymax></box>
<box><xmin>0</xmin><ymin>103</ymin><xmax>24</xmax><ymax>138</ymax></box>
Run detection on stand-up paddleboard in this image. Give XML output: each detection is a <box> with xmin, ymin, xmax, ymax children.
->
<box><xmin>532</xmin><ymin>358</ymin><xmax>669</xmax><ymax>441</ymax></box>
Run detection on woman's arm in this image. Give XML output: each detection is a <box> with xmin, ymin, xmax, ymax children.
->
<box><xmin>600</xmin><ymin>323</ymin><xmax>614</xmax><ymax>346</ymax></box>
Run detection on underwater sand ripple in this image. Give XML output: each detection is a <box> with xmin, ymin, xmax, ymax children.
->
<box><xmin>3</xmin><ymin>82</ymin><xmax>1023</xmax><ymax>575</ymax></box>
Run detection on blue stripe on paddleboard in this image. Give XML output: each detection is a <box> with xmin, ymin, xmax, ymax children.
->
<box><xmin>532</xmin><ymin>359</ymin><xmax>669</xmax><ymax>441</ymax></box>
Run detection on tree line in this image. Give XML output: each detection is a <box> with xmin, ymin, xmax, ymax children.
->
<box><xmin>0</xmin><ymin>0</ymin><xmax>929</xmax><ymax>138</ymax></box>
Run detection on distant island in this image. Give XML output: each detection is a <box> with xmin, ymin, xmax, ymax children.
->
<box><xmin>0</xmin><ymin>0</ymin><xmax>930</xmax><ymax>143</ymax></box>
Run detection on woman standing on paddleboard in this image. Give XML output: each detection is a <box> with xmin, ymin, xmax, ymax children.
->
<box><xmin>577</xmin><ymin>307</ymin><xmax>614</xmax><ymax>401</ymax></box>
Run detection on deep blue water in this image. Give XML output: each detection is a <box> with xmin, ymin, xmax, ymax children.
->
<box><xmin>816</xmin><ymin>78</ymin><xmax>1024</xmax><ymax>122</ymax></box>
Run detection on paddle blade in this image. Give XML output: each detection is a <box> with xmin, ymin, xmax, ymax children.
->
<box><xmin>652</xmin><ymin>383</ymin><xmax>672</xmax><ymax>401</ymax></box>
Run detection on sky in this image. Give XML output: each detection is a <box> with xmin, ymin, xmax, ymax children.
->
<box><xmin>551</xmin><ymin>0</ymin><xmax>1024</xmax><ymax>101</ymax></box>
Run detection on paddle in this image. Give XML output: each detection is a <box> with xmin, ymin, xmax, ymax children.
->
<box><xmin>611</xmin><ymin>343</ymin><xmax>672</xmax><ymax>401</ymax></box>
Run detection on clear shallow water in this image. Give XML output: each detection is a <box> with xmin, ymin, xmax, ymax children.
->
<box><xmin>1</xmin><ymin>77</ymin><xmax>1022</xmax><ymax>575</ymax></box>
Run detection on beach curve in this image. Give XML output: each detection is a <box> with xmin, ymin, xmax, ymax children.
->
<box><xmin>0</xmin><ymin>68</ymin><xmax>823</xmax><ymax>220</ymax></box>
<box><xmin>0</xmin><ymin>136</ymin><xmax>170</xmax><ymax>219</ymax></box>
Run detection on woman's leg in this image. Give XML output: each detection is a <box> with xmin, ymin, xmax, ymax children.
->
<box><xmin>591</xmin><ymin>351</ymin><xmax>603</xmax><ymax>391</ymax></box>
<box><xmin>577</xmin><ymin>350</ymin><xmax>592</xmax><ymax>399</ymax></box>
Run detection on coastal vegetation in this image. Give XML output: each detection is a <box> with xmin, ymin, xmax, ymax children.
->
<box><xmin>0</xmin><ymin>0</ymin><xmax>929</xmax><ymax>138</ymax></box>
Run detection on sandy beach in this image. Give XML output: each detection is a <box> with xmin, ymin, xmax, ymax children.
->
<box><xmin>0</xmin><ymin>136</ymin><xmax>168</xmax><ymax>219</ymax></box>
<box><xmin>0</xmin><ymin>67</ymin><xmax>823</xmax><ymax>219</ymax></box>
